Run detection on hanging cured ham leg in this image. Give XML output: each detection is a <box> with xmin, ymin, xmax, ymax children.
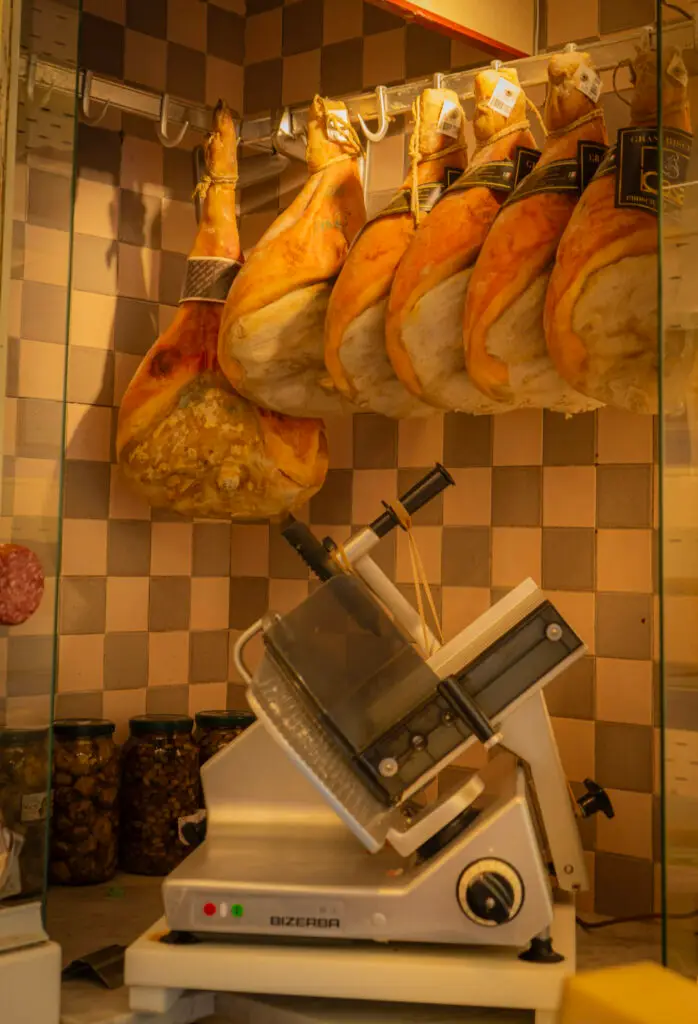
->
<box><xmin>117</xmin><ymin>102</ymin><xmax>327</xmax><ymax>519</ymax></box>
<box><xmin>545</xmin><ymin>46</ymin><xmax>692</xmax><ymax>414</ymax></box>
<box><xmin>463</xmin><ymin>51</ymin><xmax>607</xmax><ymax>413</ymax></box>
<box><xmin>324</xmin><ymin>88</ymin><xmax>467</xmax><ymax>418</ymax></box>
<box><xmin>218</xmin><ymin>96</ymin><xmax>366</xmax><ymax>417</ymax></box>
<box><xmin>385</xmin><ymin>68</ymin><xmax>537</xmax><ymax>413</ymax></box>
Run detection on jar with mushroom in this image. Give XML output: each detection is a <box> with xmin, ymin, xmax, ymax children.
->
<box><xmin>0</xmin><ymin>727</ymin><xmax>50</xmax><ymax>900</ymax></box>
<box><xmin>194</xmin><ymin>710</ymin><xmax>256</xmax><ymax>767</ymax></box>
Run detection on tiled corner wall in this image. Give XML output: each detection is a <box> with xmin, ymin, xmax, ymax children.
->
<box><xmin>1</xmin><ymin>0</ymin><xmax>669</xmax><ymax>916</ymax></box>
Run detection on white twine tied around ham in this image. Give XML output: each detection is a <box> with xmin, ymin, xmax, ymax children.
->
<box><xmin>310</xmin><ymin>97</ymin><xmax>365</xmax><ymax>173</ymax></box>
<box><xmin>407</xmin><ymin>97</ymin><xmax>468</xmax><ymax>224</ymax></box>
<box><xmin>193</xmin><ymin>171</ymin><xmax>239</xmax><ymax>202</ymax></box>
<box><xmin>547</xmin><ymin>107</ymin><xmax>606</xmax><ymax>140</ymax></box>
<box><xmin>471</xmin><ymin>95</ymin><xmax>548</xmax><ymax>158</ymax></box>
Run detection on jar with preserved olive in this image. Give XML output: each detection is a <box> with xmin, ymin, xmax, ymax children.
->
<box><xmin>50</xmin><ymin>719</ymin><xmax>119</xmax><ymax>886</ymax></box>
<box><xmin>119</xmin><ymin>715</ymin><xmax>198</xmax><ymax>876</ymax></box>
<box><xmin>194</xmin><ymin>710</ymin><xmax>256</xmax><ymax>766</ymax></box>
<box><xmin>0</xmin><ymin>727</ymin><xmax>50</xmax><ymax>900</ymax></box>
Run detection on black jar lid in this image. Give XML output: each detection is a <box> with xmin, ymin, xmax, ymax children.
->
<box><xmin>53</xmin><ymin>719</ymin><xmax>116</xmax><ymax>739</ymax></box>
<box><xmin>0</xmin><ymin>725</ymin><xmax>50</xmax><ymax>746</ymax></box>
<box><xmin>195</xmin><ymin>710</ymin><xmax>256</xmax><ymax>729</ymax></box>
<box><xmin>129</xmin><ymin>714</ymin><xmax>193</xmax><ymax>736</ymax></box>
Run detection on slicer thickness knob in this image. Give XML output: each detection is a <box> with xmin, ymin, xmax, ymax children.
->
<box><xmin>457</xmin><ymin>859</ymin><xmax>524</xmax><ymax>927</ymax></box>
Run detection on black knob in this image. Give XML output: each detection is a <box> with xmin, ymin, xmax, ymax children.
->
<box><xmin>465</xmin><ymin>872</ymin><xmax>515</xmax><ymax>925</ymax></box>
<box><xmin>577</xmin><ymin>778</ymin><xmax>614</xmax><ymax>820</ymax></box>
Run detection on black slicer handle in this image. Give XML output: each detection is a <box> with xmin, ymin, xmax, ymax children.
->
<box><xmin>371</xmin><ymin>463</ymin><xmax>455</xmax><ymax>538</ymax></box>
<box><xmin>281</xmin><ymin>517</ymin><xmax>341</xmax><ymax>582</ymax></box>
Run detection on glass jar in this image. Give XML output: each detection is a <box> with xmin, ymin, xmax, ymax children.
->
<box><xmin>194</xmin><ymin>710</ymin><xmax>256</xmax><ymax>766</ymax></box>
<box><xmin>0</xmin><ymin>727</ymin><xmax>50</xmax><ymax>900</ymax></box>
<box><xmin>50</xmin><ymin>719</ymin><xmax>119</xmax><ymax>886</ymax></box>
<box><xmin>119</xmin><ymin>715</ymin><xmax>198</xmax><ymax>876</ymax></box>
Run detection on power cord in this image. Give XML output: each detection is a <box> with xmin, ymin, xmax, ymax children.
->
<box><xmin>576</xmin><ymin>910</ymin><xmax>698</xmax><ymax>931</ymax></box>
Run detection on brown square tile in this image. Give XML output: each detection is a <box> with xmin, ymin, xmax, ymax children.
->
<box><xmin>104</xmin><ymin>632</ymin><xmax>149</xmax><ymax>689</ymax></box>
<box><xmin>396</xmin><ymin>526</ymin><xmax>441</xmax><ymax>585</ymax></box>
<box><xmin>397</xmin><ymin>469</ymin><xmax>444</xmax><ymax>526</ymax></box>
<box><xmin>107</xmin><ymin>520</ymin><xmax>151</xmax><ymax>576</ymax></box>
<box><xmin>351</xmin><ymin>469</ymin><xmax>397</xmax><ymax>525</ymax></box>
<box><xmin>491</xmin><ymin>467</ymin><xmax>541</xmax><ymax>527</ymax></box>
<box><xmin>114</xmin><ymin>296</ymin><xmax>158</xmax><ymax>356</ymax></box>
<box><xmin>353</xmin><ymin>414</ymin><xmax>398</xmax><ymax>469</ymax></box>
<box><xmin>368</xmin><ymin>527</ymin><xmax>397</xmax><ymax>580</ymax></box>
<box><xmin>599</xmin><ymin>0</ymin><xmax>654</xmax><ymax>34</ymax></box>
<box><xmin>491</xmin><ymin>527</ymin><xmax>541</xmax><ymax>588</ymax></box>
<box><xmin>7</xmin><ymin>636</ymin><xmax>54</xmax><ymax>696</ymax></box>
<box><xmin>230</xmin><ymin>524</ymin><xmax>269</xmax><ymax>577</ymax></box>
<box><xmin>596</xmin><ymin>593</ymin><xmax>652</xmax><ymax>660</ymax></box>
<box><xmin>21</xmin><ymin>282</ymin><xmax>68</xmax><ymax>343</ymax></box>
<box><xmin>269</xmin><ymin>522</ymin><xmax>311</xmax><ymax>579</ymax></box>
<box><xmin>542</xmin><ymin>466</ymin><xmax>596</xmax><ymax>528</ymax></box>
<box><xmin>246</xmin><ymin>8</ymin><xmax>282</xmax><ymax>64</ymax></box>
<box><xmin>226</xmin><ymin>682</ymin><xmax>253</xmax><ymax>711</ymax></box>
<box><xmin>597</xmin><ymin>530</ymin><xmax>653</xmax><ymax>593</ymax></box>
<box><xmin>208</xmin><ymin>3</ymin><xmax>245</xmax><ymax>63</ymax></box>
<box><xmin>597</xmin><ymin>407</ymin><xmax>654</xmax><ymax>464</ymax></box>
<box><xmin>190</xmin><ymin>630</ymin><xmax>229</xmax><ymax>684</ymax></box>
<box><xmin>569</xmin><ymin>781</ymin><xmax>597</xmax><ymax>853</ymax></box>
<box><xmin>363</xmin><ymin>3</ymin><xmax>404</xmax><ymax>33</ymax></box>
<box><xmin>283</xmin><ymin>0</ymin><xmax>322</xmax><ymax>55</ymax></box>
<box><xmin>363</xmin><ymin>27</ymin><xmax>405</xmax><ymax>88</ymax></box>
<box><xmin>441</xmin><ymin>527</ymin><xmax>490</xmax><ymax>588</ymax></box>
<box><xmin>16</xmin><ymin>398</ymin><xmax>64</xmax><ymax>461</ymax></box>
<box><xmin>596</xmin><ymin>789</ymin><xmax>653</xmax><ymax>860</ymax></box>
<box><xmin>126</xmin><ymin>0</ymin><xmax>166</xmax><ymax>37</ymax></box>
<box><xmin>80</xmin><ymin>13</ymin><xmax>125</xmax><ymax>79</ymax></box>
<box><xmin>162</xmin><ymin>146</ymin><xmax>193</xmax><ymax>202</ymax></box>
<box><xmin>542</xmin><ymin>411</ymin><xmax>595</xmax><ymax>466</ymax></box>
<box><xmin>167</xmin><ymin>42</ymin><xmax>206</xmax><ymax>103</ymax></box>
<box><xmin>63</xmin><ymin>461</ymin><xmax>111</xmax><ymax>520</ymax></box>
<box><xmin>597</xmin><ymin>466</ymin><xmax>652</xmax><ymax>529</ymax></box>
<box><xmin>60</xmin><ymin>578</ymin><xmax>107</xmax><ymax>635</ymax></box>
<box><xmin>72</xmin><ymin>234</ymin><xmax>118</xmax><ymax>296</ymax></box>
<box><xmin>159</xmin><ymin>250</ymin><xmax>187</xmax><ymax>306</ymax></box>
<box><xmin>119</xmin><ymin>189</ymin><xmax>162</xmax><ymax>248</ymax></box>
<box><xmin>125</xmin><ymin>28</ymin><xmax>166</xmax><ymax>90</ymax></box>
<box><xmin>550</xmin><ymin>717</ymin><xmax>595</xmax><ymax>781</ymax></box>
<box><xmin>595</xmin><ymin>851</ymin><xmax>654</xmax><ymax>917</ymax></box>
<box><xmin>193</xmin><ymin>523</ymin><xmax>231</xmax><ymax>576</ymax></box>
<box><xmin>596</xmin><ymin>721</ymin><xmax>653</xmax><ymax>792</ymax></box>
<box><xmin>405</xmin><ymin>23</ymin><xmax>452</xmax><ymax>79</ymax></box>
<box><xmin>244</xmin><ymin>58</ymin><xmax>283</xmax><ymax>115</ymax></box>
<box><xmin>443</xmin><ymin>414</ymin><xmax>492</xmax><ymax>468</ymax></box>
<box><xmin>229</xmin><ymin>578</ymin><xmax>269</xmax><ymax>629</ymax></box>
<box><xmin>55</xmin><ymin>691</ymin><xmax>104</xmax><ymax>720</ymax></box>
<box><xmin>321</xmin><ymin>37</ymin><xmax>364</xmax><ymax>96</ymax></box>
<box><xmin>269</xmin><ymin>579</ymin><xmax>310</xmax><ymax>617</ymax></box>
<box><xmin>542</xmin><ymin>528</ymin><xmax>595</xmax><ymax>591</ymax></box>
<box><xmin>146</xmin><ymin>684</ymin><xmax>190</xmax><ymax>716</ymax></box>
<box><xmin>282</xmin><ymin>48</ymin><xmax>322</xmax><ymax>106</ymax></box>
<box><xmin>441</xmin><ymin>586</ymin><xmax>490</xmax><ymax>640</ymax></box>
<box><xmin>78</xmin><ymin>125</ymin><xmax>122</xmax><ymax>186</ymax></box>
<box><xmin>27</xmin><ymin>171</ymin><xmax>72</xmax><ymax>232</ymax></box>
<box><xmin>492</xmin><ymin>410</ymin><xmax>542</xmax><ymax>466</ymax></box>
<box><xmin>323</xmin><ymin>0</ymin><xmax>362</xmax><ymax>43</ymax></box>
<box><xmin>309</xmin><ymin>469</ymin><xmax>353</xmax><ymax>524</ymax></box>
<box><xmin>149</xmin><ymin>577</ymin><xmax>191</xmax><ymax>631</ymax></box>
<box><xmin>544</xmin><ymin>655</ymin><xmax>595</xmax><ymax>720</ymax></box>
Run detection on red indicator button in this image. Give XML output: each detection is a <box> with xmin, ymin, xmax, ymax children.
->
<box><xmin>203</xmin><ymin>902</ymin><xmax>216</xmax><ymax>917</ymax></box>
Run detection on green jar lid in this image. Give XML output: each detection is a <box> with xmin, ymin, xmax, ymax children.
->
<box><xmin>0</xmin><ymin>725</ymin><xmax>50</xmax><ymax>746</ymax></box>
<box><xmin>53</xmin><ymin>719</ymin><xmax>115</xmax><ymax>739</ymax></box>
<box><xmin>195</xmin><ymin>710</ymin><xmax>256</xmax><ymax>730</ymax></box>
<box><xmin>129</xmin><ymin>714</ymin><xmax>193</xmax><ymax>736</ymax></box>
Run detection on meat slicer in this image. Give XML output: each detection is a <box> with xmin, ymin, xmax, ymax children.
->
<box><xmin>127</xmin><ymin>465</ymin><xmax>613</xmax><ymax>1021</ymax></box>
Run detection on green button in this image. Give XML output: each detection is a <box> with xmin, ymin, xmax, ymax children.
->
<box><xmin>232</xmin><ymin>904</ymin><xmax>244</xmax><ymax>917</ymax></box>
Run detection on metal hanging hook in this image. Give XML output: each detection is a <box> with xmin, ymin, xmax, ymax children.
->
<box><xmin>433</xmin><ymin>72</ymin><xmax>445</xmax><ymax>88</ymax></box>
<box><xmin>358</xmin><ymin>85</ymin><xmax>390</xmax><ymax>144</ymax></box>
<box><xmin>81</xmin><ymin>70</ymin><xmax>110</xmax><ymax>126</ymax></box>
<box><xmin>26</xmin><ymin>54</ymin><xmax>54</xmax><ymax>108</ymax></box>
<box><xmin>155</xmin><ymin>93</ymin><xmax>189</xmax><ymax>148</ymax></box>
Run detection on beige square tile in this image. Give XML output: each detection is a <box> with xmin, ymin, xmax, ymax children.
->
<box><xmin>543</xmin><ymin>467</ymin><xmax>596</xmax><ymax>527</ymax></box>
<box><xmin>150</xmin><ymin>522</ymin><xmax>193</xmax><ymax>575</ymax></box>
<box><xmin>545</xmin><ymin>589</ymin><xmax>595</xmax><ymax>654</ymax></box>
<box><xmin>61</xmin><ymin>519</ymin><xmax>108</xmax><ymax>576</ymax></box>
<box><xmin>323</xmin><ymin>0</ymin><xmax>362</xmax><ymax>43</ymax></box>
<box><xmin>551</xmin><ymin>717</ymin><xmax>595</xmax><ymax>781</ymax></box>
<box><xmin>161</xmin><ymin>198</ymin><xmax>197</xmax><ymax>255</ymax></box>
<box><xmin>148</xmin><ymin>631</ymin><xmax>189</xmax><ymax>687</ymax></box>
<box><xmin>65</xmin><ymin>404</ymin><xmax>112</xmax><ymax>461</ymax></box>
<box><xmin>67</xmin><ymin>346</ymin><xmax>112</xmax><ymax>406</ymax></box>
<box><xmin>106</xmin><ymin>577</ymin><xmax>149</xmax><ymax>633</ymax></box>
<box><xmin>597</xmin><ymin>530</ymin><xmax>653</xmax><ymax>593</ymax></box>
<box><xmin>596</xmin><ymin>658</ymin><xmax>653</xmax><ymax>726</ymax></box>
<box><xmin>282</xmin><ymin>49</ymin><xmax>322</xmax><ymax>106</ymax></box>
<box><xmin>396</xmin><ymin>526</ymin><xmax>442</xmax><ymax>585</ymax></box>
<box><xmin>363</xmin><ymin>28</ymin><xmax>405</xmax><ymax>89</ymax></box>
<box><xmin>58</xmin><ymin>634</ymin><xmax>104</xmax><ymax>692</ymax></box>
<box><xmin>188</xmin><ymin>682</ymin><xmax>228</xmax><ymax>718</ymax></box>
<box><xmin>397</xmin><ymin>416</ymin><xmax>444</xmax><ymax>469</ymax></box>
<box><xmin>167</xmin><ymin>0</ymin><xmax>206</xmax><ymax>50</ymax></box>
<box><xmin>125</xmin><ymin>29</ymin><xmax>166</xmax><ymax>90</ymax></box>
<box><xmin>9</xmin><ymin>280</ymin><xmax>22</xmax><ymax>336</ymax></box>
<box><xmin>4</xmin><ymin>398</ymin><xmax>16</xmax><ymax>457</ymax></box>
<box><xmin>206</xmin><ymin>57</ymin><xmax>244</xmax><ymax>114</ymax></box>
<box><xmin>73</xmin><ymin>179</ymin><xmax>118</xmax><ymax>239</ymax></box>
<box><xmin>114</xmin><ymin>352</ymin><xmax>141</xmax><ymax>405</ymax></box>
<box><xmin>491</xmin><ymin>527</ymin><xmax>541</xmax><ymax>587</ymax></box>
<box><xmin>441</xmin><ymin>586</ymin><xmax>491</xmax><ymax>640</ymax></box>
<box><xmin>190</xmin><ymin>577</ymin><xmax>230</xmax><ymax>631</ymax></box>
<box><xmin>493</xmin><ymin>410</ymin><xmax>543</xmax><ymax>466</ymax></box>
<box><xmin>368</xmin><ymin>132</ymin><xmax>407</xmax><ymax>195</ymax></box>
<box><xmin>70</xmin><ymin>291</ymin><xmax>116</xmax><ymax>349</ymax></box>
<box><xmin>597</xmin><ymin>406</ymin><xmax>653</xmax><ymax>464</ymax></box>
<box><xmin>117</xmin><ymin>243</ymin><xmax>160</xmax><ymax>301</ymax></box>
<box><xmin>597</xmin><ymin>789</ymin><xmax>653</xmax><ymax>860</ymax></box>
<box><xmin>158</xmin><ymin>305</ymin><xmax>178</xmax><ymax>333</ymax></box>
<box><xmin>230</xmin><ymin>524</ymin><xmax>269</xmax><ymax>577</ymax></box>
<box><xmin>12</xmin><ymin>577</ymin><xmax>57</xmax><ymax>637</ymax></box>
<box><xmin>109</xmin><ymin>465</ymin><xmax>151</xmax><ymax>520</ymax></box>
<box><xmin>17</xmin><ymin>340</ymin><xmax>66</xmax><ymax>400</ymax></box>
<box><xmin>24</xmin><ymin>225</ymin><xmax>70</xmax><ymax>286</ymax></box>
<box><xmin>12</xmin><ymin>458</ymin><xmax>60</xmax><ymax>518</ymax></box>
<box><xmin>245</xmin><ymin>8</ymin><xmax>282</xmax><ymax>64</ymax></box>
<box><xmin>547</xmin><ymin>0</ymin><xmax>598</xmax><ymax>45</ymax></box>
<box><xmin>324</xmin><ymin>416</ymin><xmax>354</xmax><ymax>470</ymax></box>
<box><xmin>352</xmin><ymin>469</ymin><xmax>398</xmax><ymax>525</ymax></box>
<box><xmin>102</xmin><ymin>688</ymin><xmax>147</xmax><ymax>743</ymax></box>
<box><xmin>269</xmin><ymin>579</ymin><xmax>310</xmax><ymax>616</ymax></box>
<box><xmin>443</xmin><ymin>469</ymin><xmax>491</xmax><ymax>526</ymax></box>
<box><xmin>664</xmin><ymin>595</ymin><xmax>698</xmax><ymax>664</ymax></box>
<box><xmin>14</xmin><ymin>163</ymin><xmax>27</xmax><ymax>221</ymax></box>
<box><xmin>121</xmin><ymin>137</ymin><xmax>164</xmax><ymax>198</ymax></box>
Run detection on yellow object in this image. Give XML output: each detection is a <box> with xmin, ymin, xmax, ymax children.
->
<box><xmin>559</xmin><ymin>961</ymin><xmax>698</xmax><ymax>1023</ymax></box>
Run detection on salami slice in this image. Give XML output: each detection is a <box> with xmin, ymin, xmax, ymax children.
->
<box><xmin>0</xmin><ymin>544</ymin><xmax>45</xmax><ymax>626</ymax></box>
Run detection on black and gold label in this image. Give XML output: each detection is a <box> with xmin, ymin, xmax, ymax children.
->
<box><xmin>376</xmin><ymin>181</ymin><xmax>446</xmax><ymax>220</ymax></box>
<box><xmin>443</xmin><ymin>160</ymin><xmax>515</xmax><ymax>197</ymax></box>
<box><xmin>180</xmin><ymin>257</ymin><xmax>242</xmax><ymax>304</ymax></box>
<box><xmin>502</xmin><ymin>157</ymin><xmax>579</xmax><ymax>208</ymax></box>
<box><xmin>513</xmin><ymin>146</ymin><xmax>541</xmax><ymax>188</ymax></box>
<box><xmin>614</xmin><ymin>125</ymin><xmax>693</xmax><ymax>213</ymax></box>
<box><xmin>578</xmin><ymin>140</ymin><xmax>608</xmax><ymax>193</ymax></box>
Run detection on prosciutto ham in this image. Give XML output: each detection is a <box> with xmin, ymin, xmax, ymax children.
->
<box><xmin>385</xmin><ymin>68</ymin><xmax>536</xmax><ymax>413</ymax></box>
<box><xmin>218</xmin><ymin>95</ymin><xmax>366</xmax><ymax>417</ymax></box>
<box><xmin>545</xmin><ymin>46</ymin><xmax>692</xmax><ymax>414</ymax></box>
<box><xmin>463</xmin><ymin>51</ymin><xmax>607</xmax><ymax>413</ymax></box>
<box><xmin>116</xmin><ymin>102</ymin><xmax>328</xmax><ymax>519</ymax></box>
<box><xmin>324</xmin><ymin>88</ymin><xmax>467</xmax><ymax>418</ymax></box>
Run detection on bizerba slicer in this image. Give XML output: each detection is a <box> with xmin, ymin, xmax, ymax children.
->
<box><xmin>126</xmin><ymin>465</ymin><xmax>614</xmax><ymax>1019</ymax></box>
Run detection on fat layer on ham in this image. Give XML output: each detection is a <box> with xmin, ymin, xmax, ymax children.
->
<box><xmin>463</xmin><ymin>51</ymin><xmax>607</xmax><ymax>414</ymax></box>
<box><xmin>218</xmin><ymin>95</ymin><xmax>366</xmax><ymax>417</ymax></box>
<box><xmin>545</xmin><ymin>46</ymin><xmax>692</xmax><ymax>415</ymax></box>
<box><xmin>384</xmin><ymin>69</ymin><xmax>536</xmax><ymax>414</ymax></box>
<box><xmin>116</xmin><ymin>102</ymin><xmax>328</xmax><ymax>520</ymax></box>
<box><xmin>324</xmin><ymin>88</ymin><xmax>468</xmax><ymax>418</ymax></box>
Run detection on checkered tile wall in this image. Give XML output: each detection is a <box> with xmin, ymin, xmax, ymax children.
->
<box><xmin>2</xmin><ymin>0</ymin><xmax>667</xmax><ymax>916</ymax></box>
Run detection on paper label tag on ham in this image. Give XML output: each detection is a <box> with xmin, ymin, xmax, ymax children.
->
<box><xmin>438</xmin><ymin>99</ymin><xmax>462</xmax><ymax>139</ymax></box>
<box><xmin>613</xmin><ymin>126</ymin><xmax>692</xmax><ymax>214</ymax></box>
<box><xmin>326</xmin><ymin>108</ymin><xmax>350</xmax><ymax>144</ymax></box>
<box><xmin>574</xmin><ymin>65</ymin><xmax>602</xmax><ymax>103</ymax></box>
<box><xmin>487</xmin><ymin>78</ymin><xmax>521</xmax><ymax>119</ymax></box>
<box><xmin>180</xmin><ymin>257</ymin><xmax>242</xmax><ymax>304</ymax></box>
<box><xmin>667</xmin><ymin>52</ymin><xmax>689</xmax><ymax>86</ymax></box>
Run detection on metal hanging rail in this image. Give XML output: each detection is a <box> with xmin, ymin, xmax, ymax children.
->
<box><xmin>19</xmin><ymin>15</ymin><xmax>696</xmax><ymax>152</ymax></box>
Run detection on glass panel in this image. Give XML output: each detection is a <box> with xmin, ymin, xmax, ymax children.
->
<box><xmin>659</xmin><ymin>0</ymin><xmax>698</xmax><ymax>979</ymax></box>
<box><xmin>0</xmin><ymin>0</ymin><xmax>80</xmax><ymax>940</ymax></box>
